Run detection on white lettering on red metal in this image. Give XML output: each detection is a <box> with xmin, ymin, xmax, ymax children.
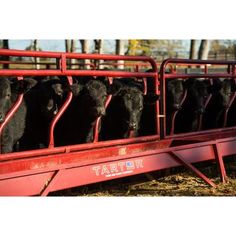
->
<box><xmin>92</xmin><ymin>166</ymin><xmax>101</xmax><ymax>176</ymax></box>
<box><xmin>91</xmin><ymin>159</ymin><xmax>144</xmax><ymax>178</ymax></box>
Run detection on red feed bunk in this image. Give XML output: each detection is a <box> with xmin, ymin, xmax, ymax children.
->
<box><xmin>0</xmin><ymin>49</ymin><xmax>160</xmax><ymax>196</ymax></box>
<box><xmin>159</xmin><ymin>58</ymin><xmax>236</xmax><ymax>183</ymax></box>
<box><xmin>0</xmin><ymin>50</ymin><xmax>236</xmax><ymax>196</ymax></box>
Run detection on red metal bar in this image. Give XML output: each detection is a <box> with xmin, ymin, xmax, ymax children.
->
<box><xmin>169</xmin><ymin>88</ymin><xmax>188</xmax><ymax>135</ymax></box>
<box><xmin>212</xmin><ymin>142</ymin><xmax>227</xmax><ymax>183</ymax></box>
<box><xmin>0</xmin><ymin>76</ymin><xmax>24</xmax><ymax>153</ymax></box>
<box><xmin>169</xmin><ymin>151</ymin><xmax>216</xmax><ymax>187</ymax></box>
<box><xmin>197</xmin><ymin>78</ymin><xmax>213</xmax><ymax>132</ymax></box>
<box><xmin>48</xmin><ymin>76</ymin><xmax>73</xmax><ymax>148</ymax></box>
<box><xmin>0</xmin><ymin>60</ymin><xmax>96</xmax><ymax>69</ymax></box>
<box><xmin>93</xmin><ymin>77</ymin><xmax>113</xmax><ymax>143</ymax></box>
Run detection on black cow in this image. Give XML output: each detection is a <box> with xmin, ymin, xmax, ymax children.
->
<box><xmin>203</xmin><ymin>78</ymin><xmax>234</xmax><ymax>130</ymax></box>
<box><xmin>175</xmin><ymin>78</ymin><xmax>211</xmax><ymax>133</ymax></box>
<box><xmin>55</xmin><ymin>77</ymin><xmax>108</xmax><ymax>146</ymax></box>
<box><xmin>19</xmin><ymin>76</ymin><xmax>67</xmax><ymax>150</ymax></box>
<box><xmin>165</xmin><ymin>78</ymin><xmax>185</xmax><ymax>134</ymax></box>
<box><xmin>100</xmin><ymin>78</ymin><xmax>159</xmax><ymax>140</ymax></box>
<box><xmin>0</xmin><ymin>77</ymin><xmax>37</xmax><ymax>153</ymax></box>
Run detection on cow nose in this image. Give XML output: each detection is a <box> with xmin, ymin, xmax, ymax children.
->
<box><xmin>198</xmin><ymin>108</ymin><xmax>205</xmax><ymax>114</ymax></box>
<box><xmin>0</xmin><ymin>114</ymin><xmax>4</xmax><ymax>122</ymax></box>
<box><xmin>173</xmin><ymin>103</ymin><xmax>181</xmax><ymax>110</ymax></box>
<box><xmin>98</xmin><ymin>107</ymin><xmax>106</xmax><ymax>116</ymax></box>
<box><xmin>129</xmin><ymin>122</ymin><xmax>137</xmax><ymax>129</ymax></box>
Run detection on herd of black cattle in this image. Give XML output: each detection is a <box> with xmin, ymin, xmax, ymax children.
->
<box><xmin>0</xmin><ymin>73</ymin><xmax>236</xmax><ymax>154</ymax></box>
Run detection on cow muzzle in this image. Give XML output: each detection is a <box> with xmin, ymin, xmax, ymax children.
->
<box><xmin>129</xmin><ymin>122</ymin><xmax>137</xmax><ymax>130</ymax></box>
<box><xmin>96</xmin><ymin>107</ymin><xmax>106</xmax><ymax>116</ymax></box>
<box><xmin>173</xmin><ymin>103</ymin><xmax>181</xmax><ymax>111</ymax></box>
<box><xmin>197</xmin><ymin>107</ymin><xmax>205</xmax><ymax>114</ymax></box>
<box><xmin>0</xmin><ymin>113</ymin><xmax>4</xmax><ymax>123</ymax></box>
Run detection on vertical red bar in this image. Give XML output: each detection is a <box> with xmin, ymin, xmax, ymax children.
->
<box><xmin>48</xmin><ymin>76</ymin><xmax>73</xmax><ymax>148</ymax></box>
<box><xmin>93</xmin><ymin>77</ymin><xmax>113</xmax><ymax>143</ymax></box>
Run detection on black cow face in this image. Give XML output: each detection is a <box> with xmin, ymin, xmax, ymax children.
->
<box><xmin>167</xmin><ymin>79</ymin><xmax>185</xmax><ymax>111</ymax></box>
<box><xmin>110</xmin><ymin>80</ymin><xmax>158</xmax><ymax>132</ymax></box>
<box><xmin>210</xmin><ymin>79</ymin><xmax>233</xmax><ymax>108</ymax></box>
<box><xmin>0</xmin><ymin>78</ymin><xmax>37</xmax><ymax>123</ymax></box>
<box><xmin>119</xmin><ymin>88</ymin><xmax>144</xmax><ymax>130</ymax></box>
<box><xmin>72</xmin><ymin>80</ymin><xmax>108</xmax><ymax>118</ymax></box>
<box><xmin>39</xmin><ymin>77</ymin><xmax>66</xmax><ymax>119</ymax></box>
<box><xmin>185</xmin><ymin>78</ymin><xmax>210</xmax><ymax>114</ymax></box>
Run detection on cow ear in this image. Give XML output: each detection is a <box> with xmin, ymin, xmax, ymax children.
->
<box><xmin>183</xmin><ymin>78</ymin><xmax>195</xmax><ymax>88</ymax></box>
<box><xmin>128</xmin><ymin>81</ymin><xmax>143</xmax><ymax>92</ymax></box>
<box><xmin>107</xmin><ymin>80</ymin><xmax>123</xmax><ymax>96</ymax></box>
<box><xmin>230</xmin><ymin>79</ymin><xmax>236</xmax><ymax>92</ymax></box>
<box><xmin>144</xmin><ymin>93</ymin><xmax>159</xmax><ymax>105</ymax></box>
<box><xmin>11</xmin><ymin>78</ymin><xmax>38</xmax><ymax>94</ymax></box>
<box><xmin>208</xmin><ymin>80</ymin><xmax>222</xmax><ymax>93</ymax></box>
<box><xmin>69</xmin><ymin>83</ymin><xmax>83</xmax><ymax>96</ymax></box>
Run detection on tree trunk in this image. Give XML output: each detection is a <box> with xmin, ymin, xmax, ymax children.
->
<box><xmin>2</xmin><ymin>40</ymin><xmax>9</xmax><ymax>69</ymax></box>
<box><xmin>198</xmin><ymin>40</ymin><xmax>210</xmax><ymax>60</ymax></box>
<box><xmin>94</xmin><ymin>40</ymin><xmax>104</xmax><ymax>69</ymax></box>
<box><xmin>65</xmin><ymin>40</ymin><xmax>71</xmax><ymax>52</ymax></box>
<box><xmin>116</xmin><ymin>40</ymin><xmax>125</xmax><ymax>69</ymax></box>
<box><xmin>70</xmin><ymin>40</ymin><xmax>77</xmax><ymax>69</ymax></box>
<box><xmin>189</xmin><ymin>40</ymin><xmax>198</xmax><ymax>59</ymax></box>
<box><xmin>80</xmin><ymin>40</ymin><xmax>90</xmax><ymax>69</ymax></box>
<box><xmin>33</xmin><ymin>40</ymin><xmax>40</xmax><ymax>69</ymax></box>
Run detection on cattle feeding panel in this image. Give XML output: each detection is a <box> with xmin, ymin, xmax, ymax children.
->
<box><xmin>0</xmin><ymin>50</ymin><xmax>236</xmax><ymax>195</ymax></box>
<box><xmin>160</xmin><ymin>58</ymin><xmax>236</xmax><ymax>139</ymax></box>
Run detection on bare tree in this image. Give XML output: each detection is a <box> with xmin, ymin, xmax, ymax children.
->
<box><xmin>189</xmin><ymin>40</ymin><xmax>198</xmax><ymax>59</ymax></box>
<box><xmin>70</xmin><ymin>40</ymin><xmax>77</xmax><ymax>69</ymax></box>
<box><xmin>33</xmin><ymin>40</ymin><xmax>40</xmax><ymax>69</ymax></box>
<box><xmin>94</xmin><ymin>40</ymin><xmax>104</xmax><ymax>69</ymax></box>
<box><xmin>116</xmin><ymin>40</ymin><xmax>125</xmax><ymax>69</ymax></box>
<box><xmin>65</xmin><ymin>40</ymin><xmax>71</xmax><ymax>52</ymax></box>
<box><xmin>198</xmin><ymin>40</ymin><xmax>210</xmax><ymax>60</ymax></box>
<box><xmin>80</xmin><ymin>40</ymin><xmax>91</xmax><ymax>69</ymax></box>
<box><xmin>2</xmin><ymin>40</ymin><xmax>9</xmax><ymax>69</ymax></box>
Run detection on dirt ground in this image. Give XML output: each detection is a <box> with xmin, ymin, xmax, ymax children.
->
<box><xmin>50</xmin><ymin>157</ymin><xmax>236</xmax><ymax>197</ymax></box>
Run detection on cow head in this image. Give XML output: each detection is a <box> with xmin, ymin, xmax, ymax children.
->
<box><xmin>109</xmin><ymin>79</ymin><xmax>159</xmax><ymax>132</ymax></box>
<box><xmin>38</xmin><ymin>76</ymin><xmax>67</xmax><ymax>119</ymax></box>
<box><xmin>184</xmin><ymin>78</ymin><xmax>210</xmax><ymax>114</ymax></box>
<box><xmin>166</xmin><ymin>78</ymin><xmax>185</xmax><ymax>111</ymax></box>
<box><xmin>0</xmin><ymin>77</ymin><xmax>37</xmax><ymax>123</ymax></box>
<box><xmin>209</xmin><ymin>78</ymin><xmax>234</xmax><ymax>109</ymax></box>
<box><xmin>71</xmin><ymin>79</ymin><xmax>108</xmax><ymax>119</ymax></box>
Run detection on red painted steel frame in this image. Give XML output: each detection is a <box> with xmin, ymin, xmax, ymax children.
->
<box><xmin>159</xmin><ymin>58</ymin><xmax>236</xmax><ymax>139</ymax></box>
<box><xmin>0</xmin><ymin>50</ymin><xmax>236</xmax><ymax>196</ymax></box>
<box><xmin>0</xmin><ymin>49</ymin><xmax>160</xmax><ymax>149</ymax></box>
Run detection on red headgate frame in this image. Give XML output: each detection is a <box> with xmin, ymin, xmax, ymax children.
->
<box><xmin>1</xmin><ymin>51</ymin><xmax>236</xmax><ymax>195</ymax></box>
<box><xmin>0</xmin><ymin>49</ymin><xmax>162</xmax><ymax>196</ymax></box>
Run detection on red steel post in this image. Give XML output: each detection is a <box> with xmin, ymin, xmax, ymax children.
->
<box><xmin>48</xmin><ymin>76</ymin><xmax>73</xmax><ymax>148</ymax></box>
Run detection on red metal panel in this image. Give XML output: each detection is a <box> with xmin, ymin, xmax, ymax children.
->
<box><xmin>30</xmin><ymin>142</ymin><xmax>218</xmax><ymax>193</ymax></box>
<box><xmin>1</xmin><ymin>50</ymin><xmax>236</xmax><ymax>195</ymax></box>
<box><xmin>0</xmin><ymin>172</ymin><xmax>55</xmax><ymax>196</ymax></box>
<box><xmin>160</xmin><ymin>58</ymin><xmax>236</xmax><ymax>139</ymax></box>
